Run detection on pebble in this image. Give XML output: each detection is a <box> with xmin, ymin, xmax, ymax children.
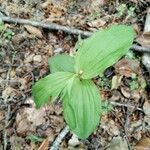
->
<box><xmin>68</xmin><ymin>134</ymin><xmax>80</xmax><ymax>147</ymax></box>
<box><xmin>33</xmin><ymin>55</ymin><xmax>42</xmax><ymax>62</ymax></box>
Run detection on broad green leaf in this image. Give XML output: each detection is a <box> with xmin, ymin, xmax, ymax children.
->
<box><xmin>63</xmin><ymin>77</ymin><xmax>101</xmax><ymax>139</ymax></box>
<box><xmin>75</xmin><ymin>25</ymin><xmax>135</xmax><ymax>79</ymax></box>
<box><xmin>32</xmin><ymin>72</ymin><xmax>74</xmax><ymax>108</ymax></box>
<box><xmin>48</xmin><ymin>54</ymin><xmax>75</xmax><ymax>73</ymax></box>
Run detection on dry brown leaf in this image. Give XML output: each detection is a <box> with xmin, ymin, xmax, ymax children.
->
<box><xmin>38</xmin><ymin>139</ymin><xmax>49</xmax><ymax>150</ymax></box>
<box><xmin>120</xmin><ymin>86</ymin><xmax>131</xmax><ymax>98</ymax></box>
<box><xmin>9</xmin><ymin>135</ymin><xmax>26</xmax><ymax>150</ymax></box>
<box><xmin>68</xmin><ymin>134</ymin><xmax>80</xmax><ymax>147</ymax></box>
<box><xmin>0</xmin><ymin>110</ymin><xmax>5</xmax><ymax>121</ymax></box>
<box><xmin>143</xmin><ymin>101</ymin><xmax>150</xmax><ymax>127</ymax></box>
<box><xmin>87</xmin><ymin>19</ymin><xmax>106</xmax><ymax>28</ymax></box>
<box><xmin>137</xmin><ymin>32</ymin><xmax>150</xmax><ymax>48</ymax></box>
<box><xmin>115</xmin><ymin>58</ymin><xmax>141</xmax><ymax>77</ymax></box>
<box><xmin>107</xmin><ymin>136</ymin><xmax>128</xmax><ymax>150</ymax></box>
<box><xmin>111</xmin><ymin>75</ymin><xmax>123</xmax><ymax>90</ymax></box>
<box><xmin>16</xmin><ymin>106</ymin><xmax>47</xmax><ymax>135</ymax></box>
<box><xmin>24</xmin><ymin>25</ymin><xmax>43</xmax><ymax>38</ymax></box>
<box><xmin>134</xmin><ymin>138</ymin><xmax>150</xmax><ymax>150</ymax></box>
<box><xmin>2</xmin><ymin>87</ymin><xmax>17</xmax><ymax>99</ymax></box>
<box><xmin>143</xmin><ymin>101</ymin><xmax>150</xmax><ymax>116</ymax></box>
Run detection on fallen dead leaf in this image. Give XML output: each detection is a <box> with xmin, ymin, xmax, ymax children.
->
<box><xmin>0</xmin><ymin>110</ymin><xmax>5</xmax><ymax>121</ymax></box>
<box><xmin>38</xmin><ymin>139</ymin><xmax>49</xmax><ymax>150</ymax></box>
<box><xmin>68</xmin><ymin>134</ymin><xmax>80</xmax><ymax>147</ymax></box>
<box><xmin>111</xmin><ymin>75</ymin><xmax>123</xmax><ymax>90</ymax></box>
<box><xmin>9</xmin><ymin>135</ymin><xmax>26</xmax><ymax>150</ymax></box>
<box><xmin>138</xmin><ymin>32</ymin><xmax>150</xmax><ymax>48</ymax></box>
<box><xmin>87</xmin><ymin>19</ymin><xmax>106</xmax><ymax>28</ymax></box>
<box><xmin>24</xmin><ymin>25</ymin><xmax>43</xmax><ymax>38</ymax></box>
<box><xmin>33</xmin><ymin>55</ymin><xmax>42</xmax><ymax>63</ymax></box>
<box><xmin>115</xmin><ymin>58</ymin><xmax>141</xmax><ymax>77</ymax></box>
<box><xmin>12</xmin><ymin>33</ymin><xmax>25</xmax><ymax>45</ymax></box>
<box><xmin>143</xmin><ymin>101</ymin><xmax>150</xmax><ymax>115</ymax></box>
<box><xmin>16</xmin><ymin>106</ymin><xmax>47</xmax><ymax>136</ymax></box>
<box><xmin>50</xmin><ymin>115</ymin><xmax>64</xmax><ymax>132</ymax></box>
<box><xmin>107</xmin><ymin>136</ymin><xmax>128</xmax><ymax>150</ymax></box>
<box><xmin>120</xmin><ymin>86</ymin><xmax>131</xmax><ymax>98</ymax></box>
<box><xmin>134</xmin><ymin>138</ymin><xmax>150</xmax><ymax>150</ymax></box>
<box><xmin>142</xmin><ymin>101</ymin><xmax>150</xmax><ymax>129</ymax></box>
<box><xmin>2</xmin><ymin>87</ymin><xmax>18</xmax><ymax>99</ymax></box>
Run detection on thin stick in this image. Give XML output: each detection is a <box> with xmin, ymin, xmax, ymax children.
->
<box><xmin>50</xmin><ymin>126</ymin><xmax>70</xmax><ymax>150</ymax></box>
<box><xmin>110</xmin><ymin>101</ymin><xmax>143</xmax><ymax>111</ymax></box>
<box><xmin>1</xmin><ymin>16</ymin><xmax>150</xmax><ymax>53</ymax></box>
<box><xmin>0</xmin><ymin>16</ymin><xmax>91</xmax><ymax>37</ymax></box>
<box><xmin>131</xmin><ymin>44</ymin><xmax>150</xmax><ymax>53</ymax></box>
<box><xmin>3</xmin><ymin>66</ymin><xmax>11</xmax><ymax>150</ymax></box>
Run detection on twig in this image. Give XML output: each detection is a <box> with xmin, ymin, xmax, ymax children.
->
<box><xmin>3</xmin><ymin>66</ymin><xmax>11</xmax><ymax>150</ymax></box>
<box><xmin>0</xmin><ymin>16</ymin><xmax>91</xmax><ymax>37</ymax></box>
<box><xmin>131</xmin><ymin>44</ymin><xmax>150</xmax><ymax>53</ymax></box>
<box><xmin>142</xmin><ymin>8</ymin><xmax>150</xmax><ymax>73</ymax></box>
<box><xmin>1</xmin><ymin>16</ymin><xmax>150</xmax><ymax>53</ymax></box>
<box><xmin>110</xmin><ymin>101</ymin><xmax>143</xmax><ymax>112</ymax></box>
<box><xmin>50</xmin><ymin>126</ymin><xmax>70</xmax><ymax>150</ymax></box>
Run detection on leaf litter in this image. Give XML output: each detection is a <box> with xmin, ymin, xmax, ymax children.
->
<box><xmin>0</xmin><ymin>0</ymin><xmax>150</xmax><ymax>149</ymax></box>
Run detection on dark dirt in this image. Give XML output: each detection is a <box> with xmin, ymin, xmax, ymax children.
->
<box><xmin>0</xmin><ymin>0</ymin><xmax>150</xmax><ymax>150</ymax></box>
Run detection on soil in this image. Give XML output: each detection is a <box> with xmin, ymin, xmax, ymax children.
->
<box><xmin>0</xmin><ymin>0</ymin><xmax>150</xmax><ymax>149</ymax></box>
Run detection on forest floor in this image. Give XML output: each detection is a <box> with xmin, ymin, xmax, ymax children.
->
<box><xmin>0</xmin><ymin>0</ymin><xmax>150</xmax><ymax>149</ymax></box>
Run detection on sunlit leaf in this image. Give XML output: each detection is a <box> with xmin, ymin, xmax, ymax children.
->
<box><xmin>48</xmin><ymin>54</ymin><xmax>75</xmax><ymax>73</ymax></box>
<box><xmin>134</xmin><ymin>138</ymin><xmax>150</xmax><ymax>150</ymax></box>
<box><xmin>63</xmin><ymin>77</ymin><xmax>101</xmax><ymax>139</ymax></box>
<box><xmin>75</xmin><ymin>25</ymin><xmax>135</xmax><ymax>79</ymax></box>
<box><xmin>32</xmin><ymin>72</ymin><xmax>74</xmax><ymax>108</ymax></box>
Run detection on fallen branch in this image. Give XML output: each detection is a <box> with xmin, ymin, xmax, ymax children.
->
<box><xmin>50</xmin><ymin>126</ymin><xmax>70</xmax><ymax>150</ymax></box>
<box><xmin>130</xmin><ymin>44</ymin><xmax>150</xmax><ymax>53</ymax></box>
<box><xmin>1</xmin><ymin>16</ymin><xmax>150</xmax><ymax>53</ymax></box>
<box><xmin>3</xmin><ymin>66</ymin><xmax>11</xmax><ymax>150</ymax></box>
<box><xmin>0</xmin><ymin>16</ymin><xmax>92</xmax><ymax>37</ymax></box>
<box><xmin>110</xmin><ymin>101</ymin><xmax>143</xmax><ymax>112</ymax></box>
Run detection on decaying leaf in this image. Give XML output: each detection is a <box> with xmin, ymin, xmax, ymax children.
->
<box><xmin>24</xmin><ymin>25</ymin><xmax>43</xmax><ymax>38</ymax></box>
<box><xmin>2</xmin><ymin>86</ymin><xmax>18</xmax><ymax>99</ymax></box>
<box><xmin>143</xmin><ymin>101</ymin><xmax>150</xmax><ymax>127</ymax></box>
<box><xmin>16</xmin><ymin>106</ymin><xmax>47</xmax><ymax>135</ymax></box>
<box><xmin>115</xmin><ymin>58</ymin><xmax>141</xmax><ymax>77</ymax></box>
<box><xmin>10</xmin><ymin>135</ymin><xmax>26</xmax><ymax>150</ymax></box>
<box><xmin>111</xmin><ymin>75</ymin><xmax>123</xmax><ymax>90</ymax></box>
<box><xmin>134</xmin><ymin>138</ymin><xmax>150</xmax><ymax>150</ymax></box>
<box><xmin>107</xmin><ymin>136</ymin><xmax>128</xmax><ymax>150</ymax></box>
<box><xmin>38</xmin><ymin>139</ymin><xmax>49</xmax><ymax>150</ymax></box>
<box><xmin>87</xmin><ymin>19</ymin><xmax>106</xmax><ymax>28</ymax></box>
<box><xmin>68</xmin><ymin>134</ymin><xmax>80</xmax><ymax>147</ymax></box>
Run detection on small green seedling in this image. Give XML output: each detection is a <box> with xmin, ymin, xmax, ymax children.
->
<box><xmin>117</xmin><ymin>4</ymin><xmax>127</xmax><ymax>17</ymax></box>
<box><xmin>0</xmin><ymin>21</ymin><xmax>14</xmax><ymax>40</ymax></box>
<box><xmin>32</xmin><ymin>25</ymin><xmax>134</xmax><ymax>139</ymax></box>
<box><xmin>127</xmin><ymin>7</ymin><xmax>135</xmax><ymax>17</ymax></box>
<box><xmin>3</xmin><ymin>29</ymin><xmax>14</xmax><ymax>40</ymax></box>
<box><xmin>117</xmin><ymin>4</ymin><xmax>135</xmax><ymax>18</ymax></box>
<box><xmin>26</xmin><ymin>134</ymin><xmax>44</xmax><ymax>143</ymax></box>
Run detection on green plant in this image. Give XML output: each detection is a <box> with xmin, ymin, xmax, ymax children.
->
<box><xmin>0</xmin><ymin>21</ymin><xmax>14</xmax><ymax>40</ymax></box>
<box><xmin>26</xmin><ymin>134</ymin><xmax>44</xmax><ymax>143</ymax></box>
<box><xmin>117</xmin><ymin>4</ymin><xmax>135</xmax><ymax>18</ymax></box>
<box><xmin>3</xmin><ymin>29</ymin><xmax>14</xmax><ymax>40</ymax></box>
<box><xmin>90</xmin><ymin>10</ymin><xmax>101</xmax><ymax>20</ymax></box>
<box><xmin>32</xmin><ymin>25</ymin><xmax>134</xmax><ymax>139</ymax></box>
<box><xmin>127</xmin><ymin>7</ymin><xmax>135</xmax><ymax>17</ymax></box>
<box><xmin>116</xmin><ymin>4</ymin><xmax>127</xmax><ymax>17</ymax></box>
